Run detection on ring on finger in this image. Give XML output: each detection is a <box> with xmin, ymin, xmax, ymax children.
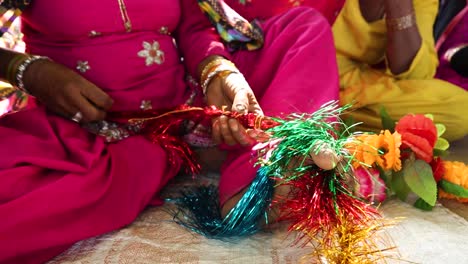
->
<box><xmin>235</xmin><ymin>103</ymin><xmax>247</xmax><ymax>112</ymax></box>
<box><xmin>71</xmin><ymin>111</ymin><xmax>83</xmax><ymax>123</ymax></box>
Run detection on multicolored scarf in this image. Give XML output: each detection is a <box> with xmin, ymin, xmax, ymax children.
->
<box><xmin>0</xmin><ymin>0</ymin><xmax>31</xmax><ymax>36</ymax></box>
<box><xmin>197</xmin><ymin>0</ymin><xmax>264</xmax><ymax>51</ymax></box>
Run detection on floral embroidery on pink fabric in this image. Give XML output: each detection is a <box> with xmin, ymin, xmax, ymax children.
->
<box><xmin>137</xmin><ymin>41</ymin><xmax>165</xmax><ymax>66</ymax></box>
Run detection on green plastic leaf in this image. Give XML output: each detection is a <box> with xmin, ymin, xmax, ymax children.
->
<box><xmin>440</xmin><ymin>180</ymin><xmax>468</xmax><ymax>198</ymax></box>
<box><xmin>379</xmin><ymin>107</ymin><xmax>395</xmax><ymax>132</ymax></box>
<box><xmin>414</xmin><ymin>198</ymin><xmax>434</xmax><ymax>211</ymax></box>
<box><xmin>433</xmin><ymin>148</ymin><xmax>449</xmax><ymax>157</ymax></box>
<box><xmin>436</xmin><ymin>124</ymin><xmax>446</xmax><ymax>137</ymax></box>
<box><xmin>403</xmin><ymin>159</ymin><xmax>438</xmax><ymax>206</ymax></box>
<box><xmin>424</xmin><ymin>114</ymin><xmax>434</xmax><ymax>121</ymax></box>
<box><xmin>391</xmin><ymin>170</ymin><xmax>410</xmax><ymax>201</ymax></box>
<box><xmin>434</xmin><ymin>137</ymin><xmax>450</xmax><ymax>151</ymax></box>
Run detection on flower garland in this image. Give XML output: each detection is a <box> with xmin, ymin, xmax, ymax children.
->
<box><xmin>346</xmin><ymin>109</ymin><xmax>468</xmax><ymax>210</ymax></box>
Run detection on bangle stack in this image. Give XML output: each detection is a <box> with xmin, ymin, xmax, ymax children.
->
<box><xmin>200</xmin><ymin>58</ymin><xmax>240</xmax><ymax>96</ymax></box>
<box><xmin>6</xmin><ymin>54</ymin><xmax>50</xmax><ymax>95</ymax></box>
<box><xmin>386</xmin><ymin>12</ymin><xmax>416</xmax><ymax>32</ymax></box>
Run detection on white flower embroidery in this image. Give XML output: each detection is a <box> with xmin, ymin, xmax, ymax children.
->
<box><xmin>76</xmin><ymin>61</ymin><xmax>90</xmax><ymax>73</ymax></box>
<box><xmin>138</xmin><ymin>41</ymin><xmax>165</xmax><ymax>66</ymax></box>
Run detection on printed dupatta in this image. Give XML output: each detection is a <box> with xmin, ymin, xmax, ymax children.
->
<box><xmin>0</xmin><ymin>0</ymin><xmax>30</xmax><ymax>37</ymax></box>
<box><xmin>0</xmin><ymin>1</ymin><xmax>32</xmax><ymax>117</ymax></box>
<box><xmin>197</xmin><ymin>0</ymin><xmax>264</xmax><ymax>51</ymax></box>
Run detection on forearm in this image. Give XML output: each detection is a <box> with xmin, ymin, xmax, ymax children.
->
<box><xmin>384</xmin><ymin>0</ymin><xmax>422</xmax><ymax>75</ymax></box>
<box><xmin>359</xmin><ymin>0</ymin><xmax>385</xmax><ymax>22</ymax></box>
<box><xmin>0</xmin><ymin>47</ymin><xmax>27</xmax><ymax>83</ymax></box>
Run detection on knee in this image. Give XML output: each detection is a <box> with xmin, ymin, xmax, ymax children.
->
<box><xmin>264</xmin><ymin>6</ymin><xmax>332</xmax><ymax>40</ymax></box>
<box><xmin>441</xmin><ymin>115</ymin><xmax>468</xmax><ymax>142</ymax></box>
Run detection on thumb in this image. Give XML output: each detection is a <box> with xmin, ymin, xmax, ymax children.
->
<box><xmin>248</xmin><ymin>93</ymin><xmax>264</xmax><ymax>116</ymax></box>
<box><xmin>231</xmin><ymin>88</ymin><xmax>249</xmax><ymax>114</ymax></box>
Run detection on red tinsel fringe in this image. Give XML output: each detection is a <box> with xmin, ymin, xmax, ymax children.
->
<box><xmin>107</xmin><ymin>105</ymin><xmax>280</xmax><ymax>175</ymax></box>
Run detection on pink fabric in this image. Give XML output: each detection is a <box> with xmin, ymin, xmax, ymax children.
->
<box><xmin>0</xmin><ymin>0</ymin><xmax>225</xmax><ymax>263</ymax></box>
<box><xmin>435</xmin><ymin>4</ymin><xmax>468</xmax><ymax>90</ymax></box>
<box><xmin>0</xmin><ymin>1</ymin><xmax>338</xmax><ymax>262</ymax></box>
<box><xmin>218</xmin><ymin>7</ymin><xmax>339</xmax><ymax>205</ymax></box>
<box><xmin>223</xmin><ymin>0</ymin><xmax>345</xmax><ymax>24</ymax></box>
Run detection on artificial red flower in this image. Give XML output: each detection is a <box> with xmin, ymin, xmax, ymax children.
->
<box><xmin>395</xmin><ymin>114</ymin><xmax>437</xmax><ymax>163</ymax></box>
<box><xmin>430</xmin><ymin>157</ymin><xmax>445</xmax><ymax>182</ymax></box>
<box><xmin>398</xmin><ymin>132</ymin><xmax>433</xmax><ymax>163</ymax></box>
<box><xmin>395</xmin><ymin>114</ymin><xmax>438</xmax><ymax>148</ymax></box>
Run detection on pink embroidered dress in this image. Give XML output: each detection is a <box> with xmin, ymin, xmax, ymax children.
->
<box><xmin>0</xmin><ymin>0</ymin><xmax>339</xmax><ymax>262</ymax></box>
<box><xmin>0</xmin><ymin>0</ymin><xmax>227</xmax><ymax>263</ymax></box>
<box><xmin>223</xmin><ymin>0</ymin><xmax>345</xmax><ymax>24</ymax></box>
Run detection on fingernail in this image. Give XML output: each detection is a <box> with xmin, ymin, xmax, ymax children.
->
<box><xmin>229</xmin><ymin>119</ymin><xmax>239</xmax><ymax>132</ymax></box>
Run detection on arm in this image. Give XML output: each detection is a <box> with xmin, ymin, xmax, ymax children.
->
<box><xmin>332</xmin><ymin>0</ymin><xmax>388</xmax><ymax>74</ymax></box>
<box><xmin>0</xmin><ymin>46</ymin><xmax>113</xmax><ymax>122</ymax></box>
<box><xmin>384</xmin><ymin>0</ymin><xmax>439</xmax><ymax>78</ymax></box>
<box><xmin>384</xmin><ymin>0</ymin><xmax>422</xmax><ymax>75</ymax></box>
<box><xmin>0</xmin><ymin>47</ymin><xmax>21</xmax><ymax>83</ymax></box>
<box><xmin>176</xmin><ymin>0</ymin><xmax>262</xmax><ymax>146</ymax></box>
<box><xmin>175</xmin><ymin>0</ymin><xmax>231</xmax><ymax>80</ymax></box>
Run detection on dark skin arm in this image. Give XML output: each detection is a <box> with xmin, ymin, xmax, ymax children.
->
<box><xmin>0</xmin><ymin>47</ymin><xmax>113</xmax><ymax>122</ymax></box>
<box><xmin>359</xmin><ymin>0</ymin><xmax>422</xmax><ymax>74</ymax></box>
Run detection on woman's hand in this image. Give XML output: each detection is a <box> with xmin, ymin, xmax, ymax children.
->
<box><xmin>206</xmin><ymin>71</ymin><xmax>263</xmax><ymax>146</ymax></box>
<box><xmin>23</xmin><ymin>59</ymin><xmax>113</xmax><ymax>123</ymax></box>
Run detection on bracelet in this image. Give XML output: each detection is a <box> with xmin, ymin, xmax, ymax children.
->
<box><xmin>6</xmin><ymin>54</ymin><xmax>28</xmax><ymax>85</ymax></box>
<box><xmin>14</xmin><ymin>55</ymin><xmax>50</xmax><ymax>94</ymax></box>
<box><xmin>201</xmin><ymin>68</ymin><xmax>239</xmax><ymax>96</ymax></box>
<box><xmin>386</xmin><ymin>13</ymin><xmax>416</xmax><ymax>31</ymax></box>
<box><xmin>200</xmin><ymin>58</ymin><xmax>225</xmax><ymax>82</ymax></box>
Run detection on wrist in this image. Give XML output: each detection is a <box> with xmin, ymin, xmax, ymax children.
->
<box><xmin>197</xmin><ymin>55</ymin><xmax>225</xmax><ymax>79</ymax></box>
<box><xmin>199</xmin><ymin>57</ymin><xmax>240</xmax><ymax>96</ymax></box>
<box><xmin>8</xmin><ymin>54</ymin><xmax>50</xmax><ymax>95</ymax></box>
<box><xmin>384</xmin><ymin>0</ymin><xmax>414</xmax><ymax>18</ymax></box>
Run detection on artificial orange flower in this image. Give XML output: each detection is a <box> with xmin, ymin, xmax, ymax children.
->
<box><xmin>438</xmin><ymin>161</ymin><xmax>468</xmax><ymax>203</ymax></box>
<box><xmin>347</xmin><ymin>134</ymin><xmax>380</xmax><ymax>168</ymax></box>
<box><xmin>347</xmin><ymin>130</ymin><xmax>402</xmax><ymax>171</ymax></box>
<box><xmin>375</xmin><ymin>130</ymin><xmax>402</xmax><ymax>171</ymax></box>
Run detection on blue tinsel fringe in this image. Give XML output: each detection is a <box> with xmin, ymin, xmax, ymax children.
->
<box><xmin>172</xmin><ymin>167</ymin><xmax>274</xmax><ymax>239</ymax></box>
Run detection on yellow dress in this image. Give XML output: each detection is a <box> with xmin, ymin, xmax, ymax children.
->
<box><xmin>332</xmin><ymin>0</ymin><xmax>468</xmax><ymax>141</ymax></box>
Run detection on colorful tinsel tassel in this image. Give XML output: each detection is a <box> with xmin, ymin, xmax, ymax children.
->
<box><xmin>109</xmin><ymin>102</ymin><xmax>396</xmax><ymax>262</ymax></box>
<box><xmin>171</xmin><ymin>167</ymin><xmax>274</xmax><ymax>238</ymax></box>
<box><xmin>253</xmin><ymin>102</ymin><xmax>395</xmax><ymax>262</ymax></box>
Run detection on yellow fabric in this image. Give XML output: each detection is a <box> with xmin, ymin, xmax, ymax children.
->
<box><xmin>333</xmin><ymin>0</ymin><xmax>468</xmax><ymax>141</ymax></box>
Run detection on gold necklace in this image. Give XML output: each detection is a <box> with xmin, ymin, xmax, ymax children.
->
<box><xmin>117</xmin><ymin>0</ymin><xmax>132</xmax><ymax>32</ymax></box>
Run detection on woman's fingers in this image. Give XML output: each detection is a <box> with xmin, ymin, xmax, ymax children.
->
<box><xmin>63</xmin><ymin>84</ymin><xmax>106</xmax><ymax>122</ymax></box>
<box><xmin>212</xmin><ymin>116</ymin><xmax>253</xmax><ymax>146</ymax></box>
<box><xmin>231</xmin><ymin>87</ymin><xmax>249</xmax><ymax>114</ymax></box>
<box><xmin>228</xmin><ymin>118</ymin><xmax>254</xmax><ymax>146</ymax></box>
<box><xmin>81</xmin><ymin>83</ymin><xmax>114</xmax><ymax>111</ymax></box>
<box><xmin>218</xmin><ymin>115</ymin><xmax>237</xmax><ymax>145</ymax></box>
<box><xmin>72</xmin><ymin>94</ymin><xmax>107</xmax><ymax>122</ymax></box>
<box><xmin>248</xmin><ymin>93</ymin><xmax>263</xmax><ymax>116</ymax></box>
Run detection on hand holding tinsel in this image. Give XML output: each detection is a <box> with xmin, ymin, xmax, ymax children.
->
<box><xmin>113</xmin><ymin>102</ymin><xmax>397</xmax><ymax>262</ymax></box>
<box><xmin>200</xmin><ymin>56</ymin><xmax>263</xmax><ymax>146</ymax></box>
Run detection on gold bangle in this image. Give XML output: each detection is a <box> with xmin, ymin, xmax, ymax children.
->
<box><xmin>200</xmin><ymin>60</ymin><xmax>237</xmax><ymax>87</ymax></box>
<box><xmin>6</xmin><ymin>54</ymin><xmax>28</xmax><ymax>85</ymax></box>
<box><xmin>201</xmin><ymin>68</ymin><xmax>239</xmax><ymax>96</ymax></box>
<box><xmin>200</xmin><ymin>58</ymin><xmax>225</xmax><ymax>81</ymax></box>
<box><xmin>386</xmin><ymin>13</ymin><xmax>416</xmax><ymax>31</ymax></box>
